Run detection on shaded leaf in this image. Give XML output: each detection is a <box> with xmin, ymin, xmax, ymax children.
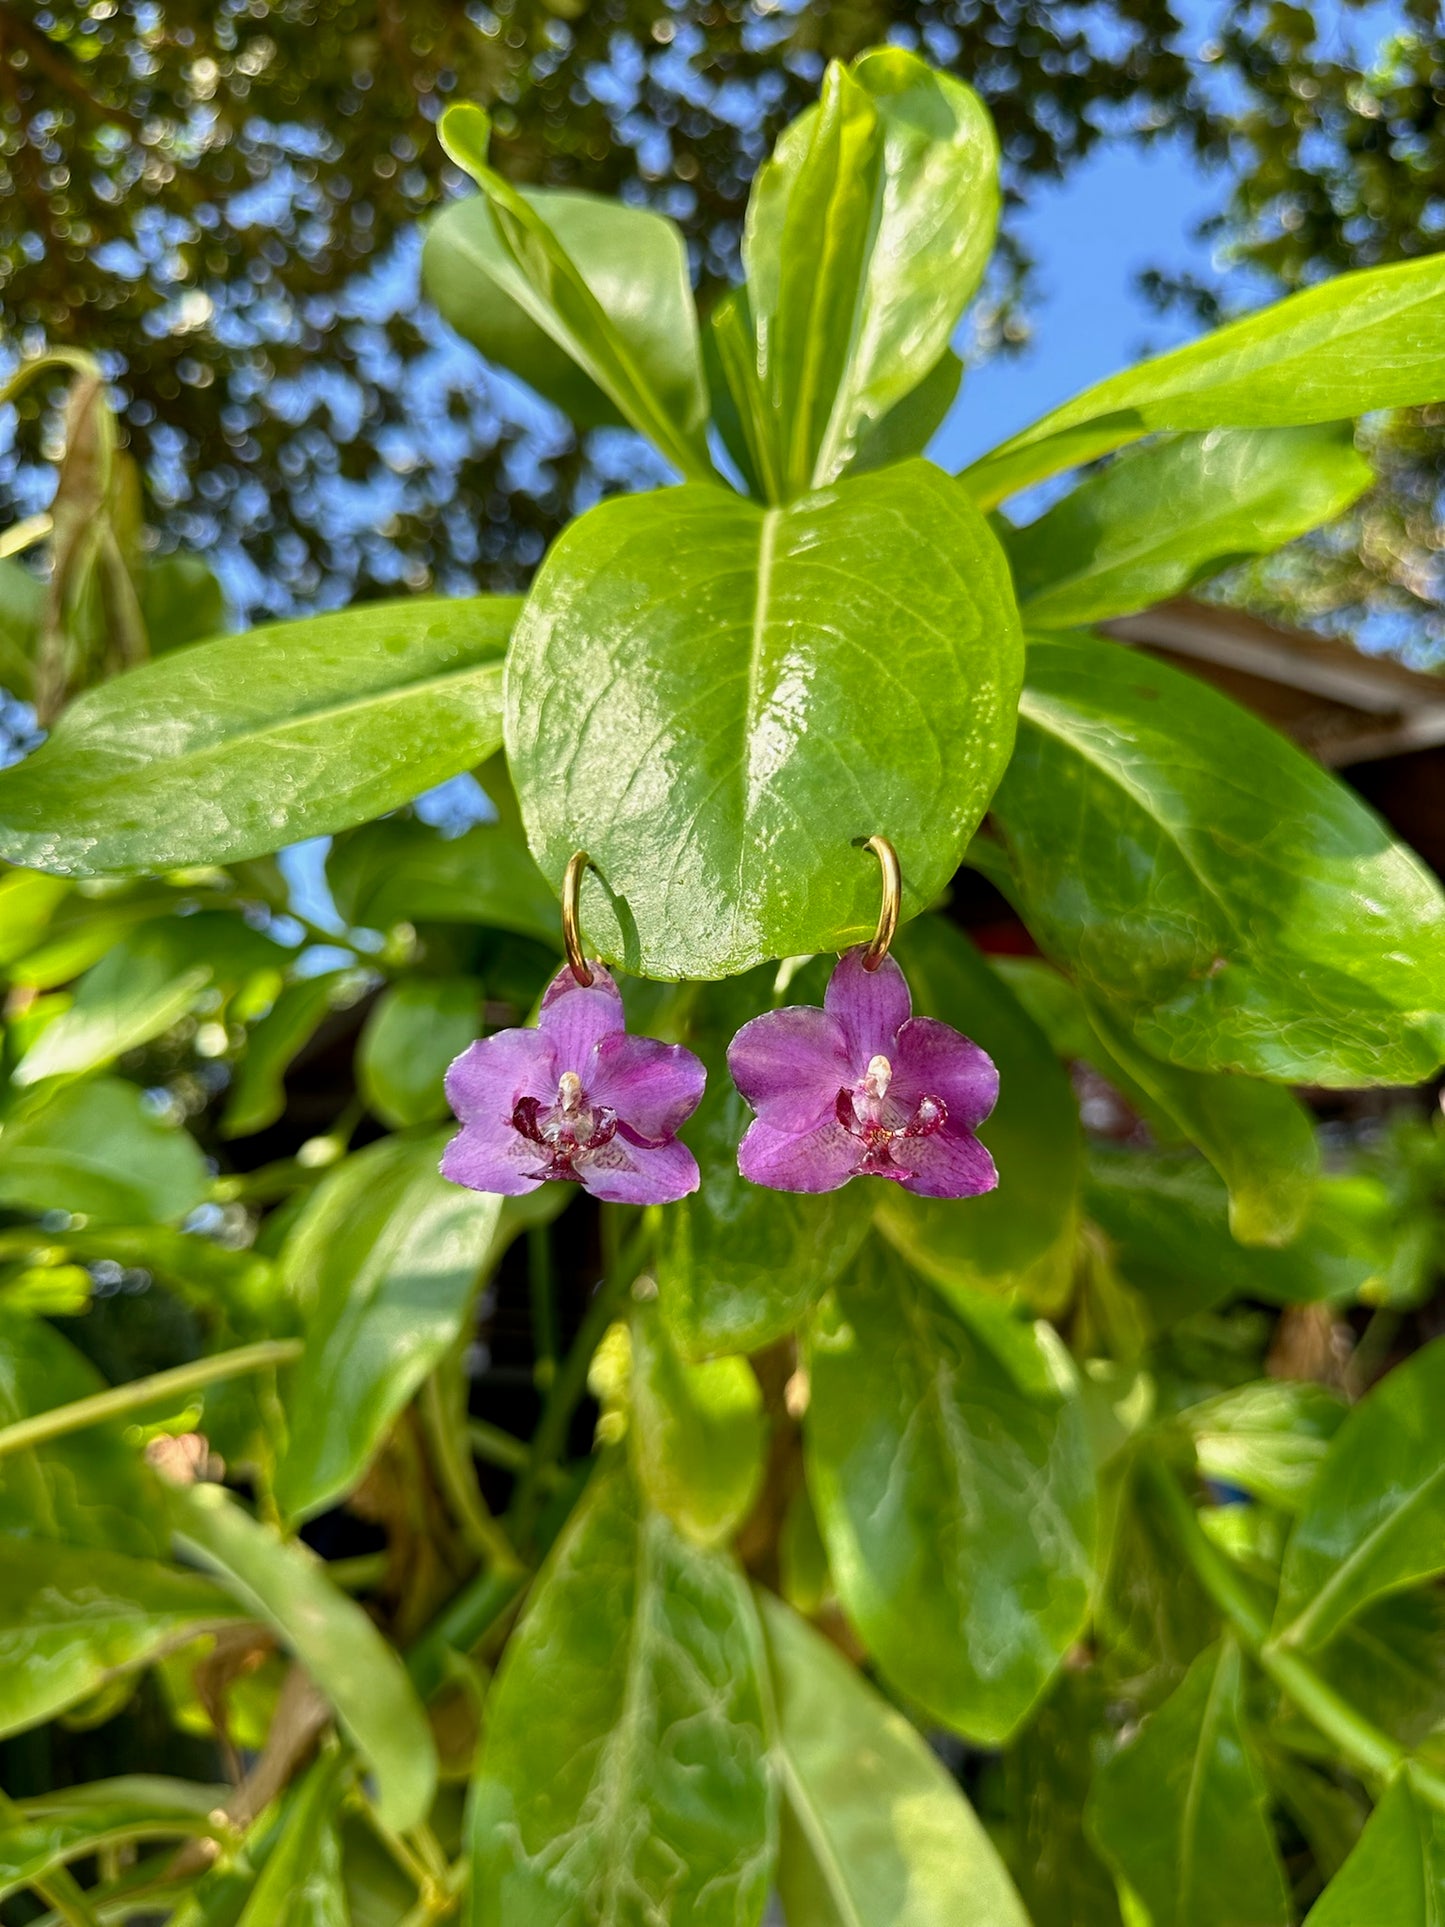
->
<box><xmin>222</xmin><ymin>972</ymin><xmax>355</xmax><ymax>1140</ymax></box>
<box><xmin>358</xmin><ymin>977</ymin><xmax>481</xmax><ymax>1130</ymax></box>
<box><xmin>0</xmin><ymin>1777</ymin><xmax>229</xmax><ymax>1904</ymax></box>
<box><xmin>0</xmin><ymin>1076</ymin><xmax>209</xmax><ymax>1224</ymax></box>
<box><xmin>1305</xmin><ymin>1770</ymin><xmax>1445</xmax><ymax>1926</ymax></box>
<box><xmin>327</xmin><ymin>816</ymin><xmax>559</xmax><ymax>946</ymax></box>
<box><xmin>236</xmin><ymin>1751</ymin><xmax>350</xmax><ymax>1927</ymax></box>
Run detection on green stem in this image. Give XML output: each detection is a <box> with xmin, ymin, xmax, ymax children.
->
<box><xmin>0</xmin><ymin>1340</ymin><xmax>303</xmax><ymax>1461</ymax></box>
<box><xmin>0</xmin><ymin>1789</ymin><xmax>102</xmax><ymax>1927</ymax></box>
<box><xmin>466</xmin><ymin>1417</ymin><xmax>529</xmax><ymax>1476</ymax></box>
<box><xmin>406</xmin><ymin>1564</ymin><xmax>524</xmax><ymax>1703</ymax></box>
<box><xmin>1145</xmin><ymin>1460</ymin><xmax>1445</xmax><ymax>1804</ymax></box>
<box><xmin>419</xmin><ymin>1370</ymin><xmax>520</xmax><ymax>1575</ymax></box>
<box><xmin>507</xmin><ymin>1220</ymin><xmax>650</xmax><ymax>1538</ymax></box>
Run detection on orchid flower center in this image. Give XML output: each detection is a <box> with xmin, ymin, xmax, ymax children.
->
<box><xmin>836</xmin><ymin>1053</ymin><xmax>947</xmax><ymax>1162</ymax></box>
<box><xmin>512</xmin><ymin>1068</ymin><xmax>617</xmax><ymax>1180</ymax></box>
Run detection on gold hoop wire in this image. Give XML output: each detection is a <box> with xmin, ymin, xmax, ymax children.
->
<box><xmin>862</xmin><ymin>834</ymin><xmax>901</xmax><ymax>972</ymax></box>
<box><xmin>561</xmin><ymin>851</ymin><xmax>595</xmax><ymax>988</ymax></box>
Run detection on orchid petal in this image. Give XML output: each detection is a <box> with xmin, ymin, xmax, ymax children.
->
<box><xmin>727</xmin><ymin>1005</ymin><xmax>853</xmax><ymax>1133</ymax></box>
<box><xmin>890</xmin><ymin>1016</ymin><xmax>1000</xmax><ymax>1130</ymax></box>
<box><xmin>537</xmin><ymin>962</ymin><xmax>627</xmax><ymax>1072</ymax></box>
<box><xmin>590</xmin><ymin>1032</ymin><xmax>706</xmax><ymax>1144</ymax></box>
<box><xmin>825</xmin><ymin>947</ymin><xmax>912</xmax><ymax>1064</ymax></box>
<box><xmin>440</xmin><ymin>1115</ymin><xmax>546</xmax><ymax>1196</ymax></box>
<box><xmin>737</xmin><ymin>1117</ymin><xmax>860</xmax><ymax>1193</ymax></box>
<box><xmin>577</xmin><ymin>1133</ymin><xmax>700</xmax><ymax>1205</ymax></box>
<box><xmin>444</xmin><ymin>1028</ymin><xmax>556</xmax><ymax>1120</ymax></box>
<box><xmin>894</xmin><ymin>1124</ymin><xmax>998</xmax><ymax>1199</ymax></box>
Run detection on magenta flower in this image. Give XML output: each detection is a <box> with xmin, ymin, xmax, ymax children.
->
<box><xmin>441</xmin><ymin>962</ymin><xmax>705</xmax><ymax>1204</ymax></box>
<box><xmin>727</xmin><ymin>947</ymin><xmax>999</xmax><ymax>1197</ymax></box>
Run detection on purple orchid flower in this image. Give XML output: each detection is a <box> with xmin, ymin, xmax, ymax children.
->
<box><xmin>441</xmin><ymin>962</ymin><xmax>705</xmax><ymax>1204</ymax></box>
<box><xmin>727</xmin><ymin>946</ymin><xmax>999</xmax><ymax>1198</ymax></box>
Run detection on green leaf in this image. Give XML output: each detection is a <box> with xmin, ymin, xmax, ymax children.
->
<box><xmin>1304</xmin><ymin>1770</ymin><xmax>1445</xmax><ymax>1926</ymax></box>
<box><xmin>656</xmin><ymin>967</ymin><xmax>871</xmax><ymax>1359</ymax></box>
<box><xmin>0</xmin><ymin>868</ymin><xmax>70</xmax><ymax>969</ymax></box>
<box><xmin>1004</xmin><ymin>1672</ymin><xmax>1126</xmax><ymax>1927</ymax></box>
<box><xmin>847</xmin><ymin>348</ymin><xmax>963</xmax><ymax>478</ymax></box>
<box><xmin>172</xmin><ymin>1481</ymin><xmax>437</xmax><ymax>1833</ymax></box>
<box><xmin>1084</xmin><ymin>1003</ymin><xmax>1319</xmax><ymax>1247</ymax></box>
<box><xmin>357</xmin><ymin>977</ymin><xmax>481</xmax><ymax>1129</ymax></box>
<box><xmin>0</xmin><ymin>1777</ymin><xmax>229</xmax><ymax>1903</ymax></box>
<box><xmin>0</xmin><ymin>1076</ymin><xmax>209</xmax><ymax>1224</ymax></box>
<box><xmin>1182</xmin><ymin>1380</ymin><xmax>1345</xmax><ymax>1512</ymax></box>
<box><xmin>236</xmin><ymin>1752</ymin><xmax>350</xmax><ymax>1927</ymax></box>
<box><xmin>273</xmin><ymin>1134</ymin><xmax>501</xmax><ymax>1523</ymax></box>
<box><xmin>0</xmin><ymin>1537</ymin><xmax>241</xmax><ymax>1737</ymax></box>
<box><xmin>993</xmin><ymin>631</ymin><xmax>1445</xmax><ymax>1085</ymax></box>
<box><xmin>1310</xmin><ymin>1590</ymin><xmax>1445</xmax><ymax>1753</ymax></box>
<box><xmin>872</xmin><ymin>916</ymin><xmax>1082</xmax><ymax>1310</ymax></box>
<box><xmin>435</xmin><ymin>105</ymin><xmax>711</xmax><ymax>480</ymax></box>
<box><xmin>1087</xmin><ymin>1640</ymin><xmax>1291</xmax><ymax>1927</ymax></box>
<box><xmin>741</xmin><ymin>51</ymin><xmax>996</xmax><ymax>495</ymax></box>
<box><xmin>467</xmin><ymin>1455</ymin><xmax>775</xmax><ymax>1927</ymax></box>
<box><xmin>1004</xmin><ymin>424</ymin><xmax>1372</xmax><ymax>627</ymax></box>
<box><xmin>327</xmin><ymin>816</ymin><xmax>559</xmax><ymax>945</ymax></box>
<box><xmin>140</xmin><ymin>552</ymin><xmax>228</xmax><ymax>654</ymax></box>
<box><xmin>507</xmin><ymin>460</ymin><xmax>1022</xmax><ymax>979</ymax></box>
<box><xmin>805</xmin><ymin>1240</ymin><xmax>1095</xmax><ymax>1743</ymax></box>
<box><xmin>965</xmin><ymin>251</ymin><xmax>1445</xmax><ymax>505</ymax></box>
<box><xmin>0</xmin><ymin>555</ymin><xmax>43</xmax><ymax>699</ymax></box>
<box><xmin>1274</xmin><ymin>1337</ymin><xmax>1445</xmax><ymax>1652</ymax></box>
<box><xmin>222</xmin><ymin>972</ymin><xmax>355</xmax><ymax>1140</ymax></box>
<box><xmin>629</xmin><ymin>1287</ymin><xmax>765</xmax><ymax>1546</ymax></box>
<box><xmin>0</xmin><ymin>596</ymin><xmax>516</xmax><ymax>876</ymax></box>
<box><xmin>759</xmin><ymin>1588</ymin><xmax>1031</xmax><ymax>1927</ymax></box>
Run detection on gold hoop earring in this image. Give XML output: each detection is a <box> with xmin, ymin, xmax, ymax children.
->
<box><xmin>862</xmin><ymin>834</ymin><xmax>900</xmax><ymax>973</ymax></box>
<box><xmin>562</xmin><ymin>850</ymin><xmax>595</xmax><ymax>988</ymax></box>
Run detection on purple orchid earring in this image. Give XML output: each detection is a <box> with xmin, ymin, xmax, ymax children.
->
<box><xmin>441</xmin><ymin>852</ymin><xmax>705</xmax><ymax>1204</ymax></box>
<box><xmin>727</xmin><ymin>837</ymin><xmax>999</xmax><ymax>1199</ymax></box>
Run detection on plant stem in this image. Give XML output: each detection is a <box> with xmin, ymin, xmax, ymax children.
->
<box><xmin>419</xmin><ymin>1369</ymin><xmax>520</xmax><ymax>1575</ymax></box>
<box><xmin>0</xmin><ymin>1339</ymin><xmax>303</xmax><ymax>1460</ymax></box>
<box><xmin>0</xmin><ymin>1789</ymin><xmax>102</xmax><ymax>1926</ymax></box>
<box><xmin>507</xmin><ymin>1220</ymin><xmax>650</xmax><ymax>1538</ymax></box>
<box><xmin>1145</xmin><ymin>1458</ymin><xmax>1445</xmax><ymax>1806</ymax></box>
<box><xmin>406</xmin><ymin>1564</ymin><xmax>524</xmax><ymax>1703</ymax></box>
<box><xmin>465</xmin><ymin>1417</ymin><xmax>529</xmax><ymax>1476</ymax></box>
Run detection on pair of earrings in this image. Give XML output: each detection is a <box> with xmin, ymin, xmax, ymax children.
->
<box><xmin>440</xmin><ymin>839</ymin><xmax>999</xmax><ymax>1207</ymax></box>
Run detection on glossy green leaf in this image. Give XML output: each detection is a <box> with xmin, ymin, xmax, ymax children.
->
<box><xmin>274</xmin><ymin>1133</ymin><xmax>502</xmax><ymax>1523</ymax></box>
<box><xmin>0</xmin><ymin>1076</ymin><xmax>209</xmax><ymax>1224</ymax></box>
<box><xmin>0</xmin><ymin>1537</ymin><xmax>241</xmax><ymax>1737</ymax></box>
<box><xmin>424</xmin><ymin>184</ymin><xmax>706</xmax><ymax>448</ymax></box>
<box><xmin>629</xmin><ymin>1287</ymin><xmax>765</xmax><ymax>1546</ymax></box>
<box><xmin>0</xmin><ymin>596</ymin><xmax>516</xmax><ymax>876</ymax></box>
<box><xmin>1305</xmin><ymin>1770</ymin><xmax>1445</xmax><ymax>1926</ymax></box>
<box><xmin>742</xmin><ymin>49</ymin><xmax>997</xmax><ymax>493</ymax></box>
<box><xmin>0</xmin><ymin>1778</ymin><xmax>229</xmax><ymax>1903</ymax></box>
<box><xmin>358</xmin><ymin>977</ymin><xmax>481</xmax><ymax>1129</ymax></box>
<box><xmin>1088</xmin><ymin>1640</ymin><xmax>1290</xmax><ymax>1927</ymax></box>
<box><xmin>1005</xmin><ymin>424</ymin><xmax>1372</xmax><ymax>627</ymax></box>
<box><xmin>805</xmin><ymin>1239</ymin><xmax>1095</xmax><ymax>1743</ymax></box>
<box><xmin>467</xmin><ymin>1455</ymin><xmax>775</xmax><ymax>1927</ymax></box>
<box><xmin>656</xmin><ymin>967</ymin><xmax>871</xmax><ymax>1359</ymax></box>
<box><xmin>1084</xmin><ymin>1003</ymin><xmax>1319</xmax><ymax>1246</ymax></box>
<box><xmin>236</xmin><ymin>1752</ymin><xmax>350</xmax><ymax>1927</ymax></box>
<box><xmin>172</xmin><ymin>1481</ymin><xmax>437</xmax><ymax>1833</ymax></box>
<box><xmin>507</xmin><ymin>460</ymin><xmax>1022</xmax><ymax>979</ymax></box>
<box><xmin>872</xmin><ymin>916</ymin><xmax>1082</xmax><ymax>1310</ymax></box>
<box><xmin>1183</xmin><ymin>1380</ymin><xmax>1345</xmax><ymax>1512</ymax></box>
<box><xmin>992</xmin><ymin>631</ymin><xmax>1445</xmax><ymax>1085</ymax></box>
<box><xmin>435</xmin><ymin>105</ymin><xmax>711</xmax><ymax>480</ymax></box>
<box><xmin>327</xmin><ymin>816</ymin><xmax>559</xmax><ymax>945</ymax></box>
<box><xmin>965</xmin><ymin>250</ymin><xmax>1445</xmax><ymax>505</ymax></box>
<box><xmin>222</xmin><ymin>972</ymin><xmax>354</xmax><ymax>1139</ymax></box>
<box><xmin>759</xmin><ymin>1588</ymin><xmax>1031</xmax><ymax>1927</ymax></box>
<box><xmin>1274</xmin><ymin>1337</ymin><xmax>1445</xmax><ymax>1652</ymax></box>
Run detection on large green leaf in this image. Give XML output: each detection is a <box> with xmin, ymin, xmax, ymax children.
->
<box><xmin>741</xmin><ymin>49</ymin><xmax>997</xmax><ymax>494</ymax></box>
<box><xmin>172</xmin><ymin>1482</ymin><xmax>437</xmax><ymax>1833</ymax></box>
<box><xmin>965</xmin><ymin>250</ymin><xmax>1445</xmax><ymax>504</ymax></box>
<box><xmin>0</xmin><ymin>596</ymin><xmax>516</xmax><ymax>876</ymax></box>
<box><xmin>357</xmin><ymin>976</ymin><xmax>481</xmax><ymax>1129</ymax></box>
<box><xmin>0</xmin><ymin>1538</ymin><xmax>241</xmax><ymax>1737</ymax></box>
<box><xmin>656</xmin><ymin>967</ymin><xmax>871</xmax><ymax>1359</ymax></box>
<box><xmin>467</xmin><ymin>1455</ymin><xmax>775</xmax><ymax>1927</ymax></box>
<box><xmin>1305</xmin><ymin>1770</ymin><xmax>1445</xmax><ymax>1924</ymax></box>
<box><xmin>629</xmin><ymin>1288</ymin><xmax>765</xmax><ymax>1547</ymax></box>
<box><xmin>1004</xmin><ymin>424</ymin><xmax>1372</xmax><ymax>627</ymax></box>
<box><xmin>506</xmin><ymin>460</ymin><xmax>1022</xmax><ymax>979</ymax></box>
<box><xmin>872</xmin><ymin>916</ymin><xmax>1082</xmax><ymax>1310</ymax></box>
<box><xmin>274</xmin><ymin>1133</ymin><xmax>502</xmax><ymax>1523</ymax></box>
<box><xmin>327</xmin><ymin>816</ymin><xmax>559</xmax><ymax>945</ymax></box>
<box><xmin>0</xmin><ymin>1076</ymin><xmax>209</xmax><ymax>1224</ymax></box>
<box><xmin>0</xmin><ymin>1778</ymin><xmax>229</xmax><ymax>1904</ymax></box>
<box><xmin>1274</xmin><ymin>1337</ymin><xmax>1445</xmax><ymax>1653</ymax></box>
<box><xmin>1087</xmin><ymin>1640</ymin><xmax>1291</xmax><ymax>1927</ymax></box>
<box><xmin>805</xmin><ymin>1240</ymin><xmax>1095</xmax><ymax>1743</ymax></box>
<box><xmin>759</xmin><ymin>1589</ymin><xmax>1030</xmax><ymax>1927</ymax></box>
<box><xmin>992</xmin><ymin>631</ymin><xmax>1445</xmax><ymax>1085</ymax></box>
<box><xmin>424</xmin><ymin>186</ymin><xmax>705</xmax><ymax>444</ymax></box>
<box><xmin>435</xmin><ymin>105</ymin><xmax>711</xmax><ymax>481</ymax></box>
